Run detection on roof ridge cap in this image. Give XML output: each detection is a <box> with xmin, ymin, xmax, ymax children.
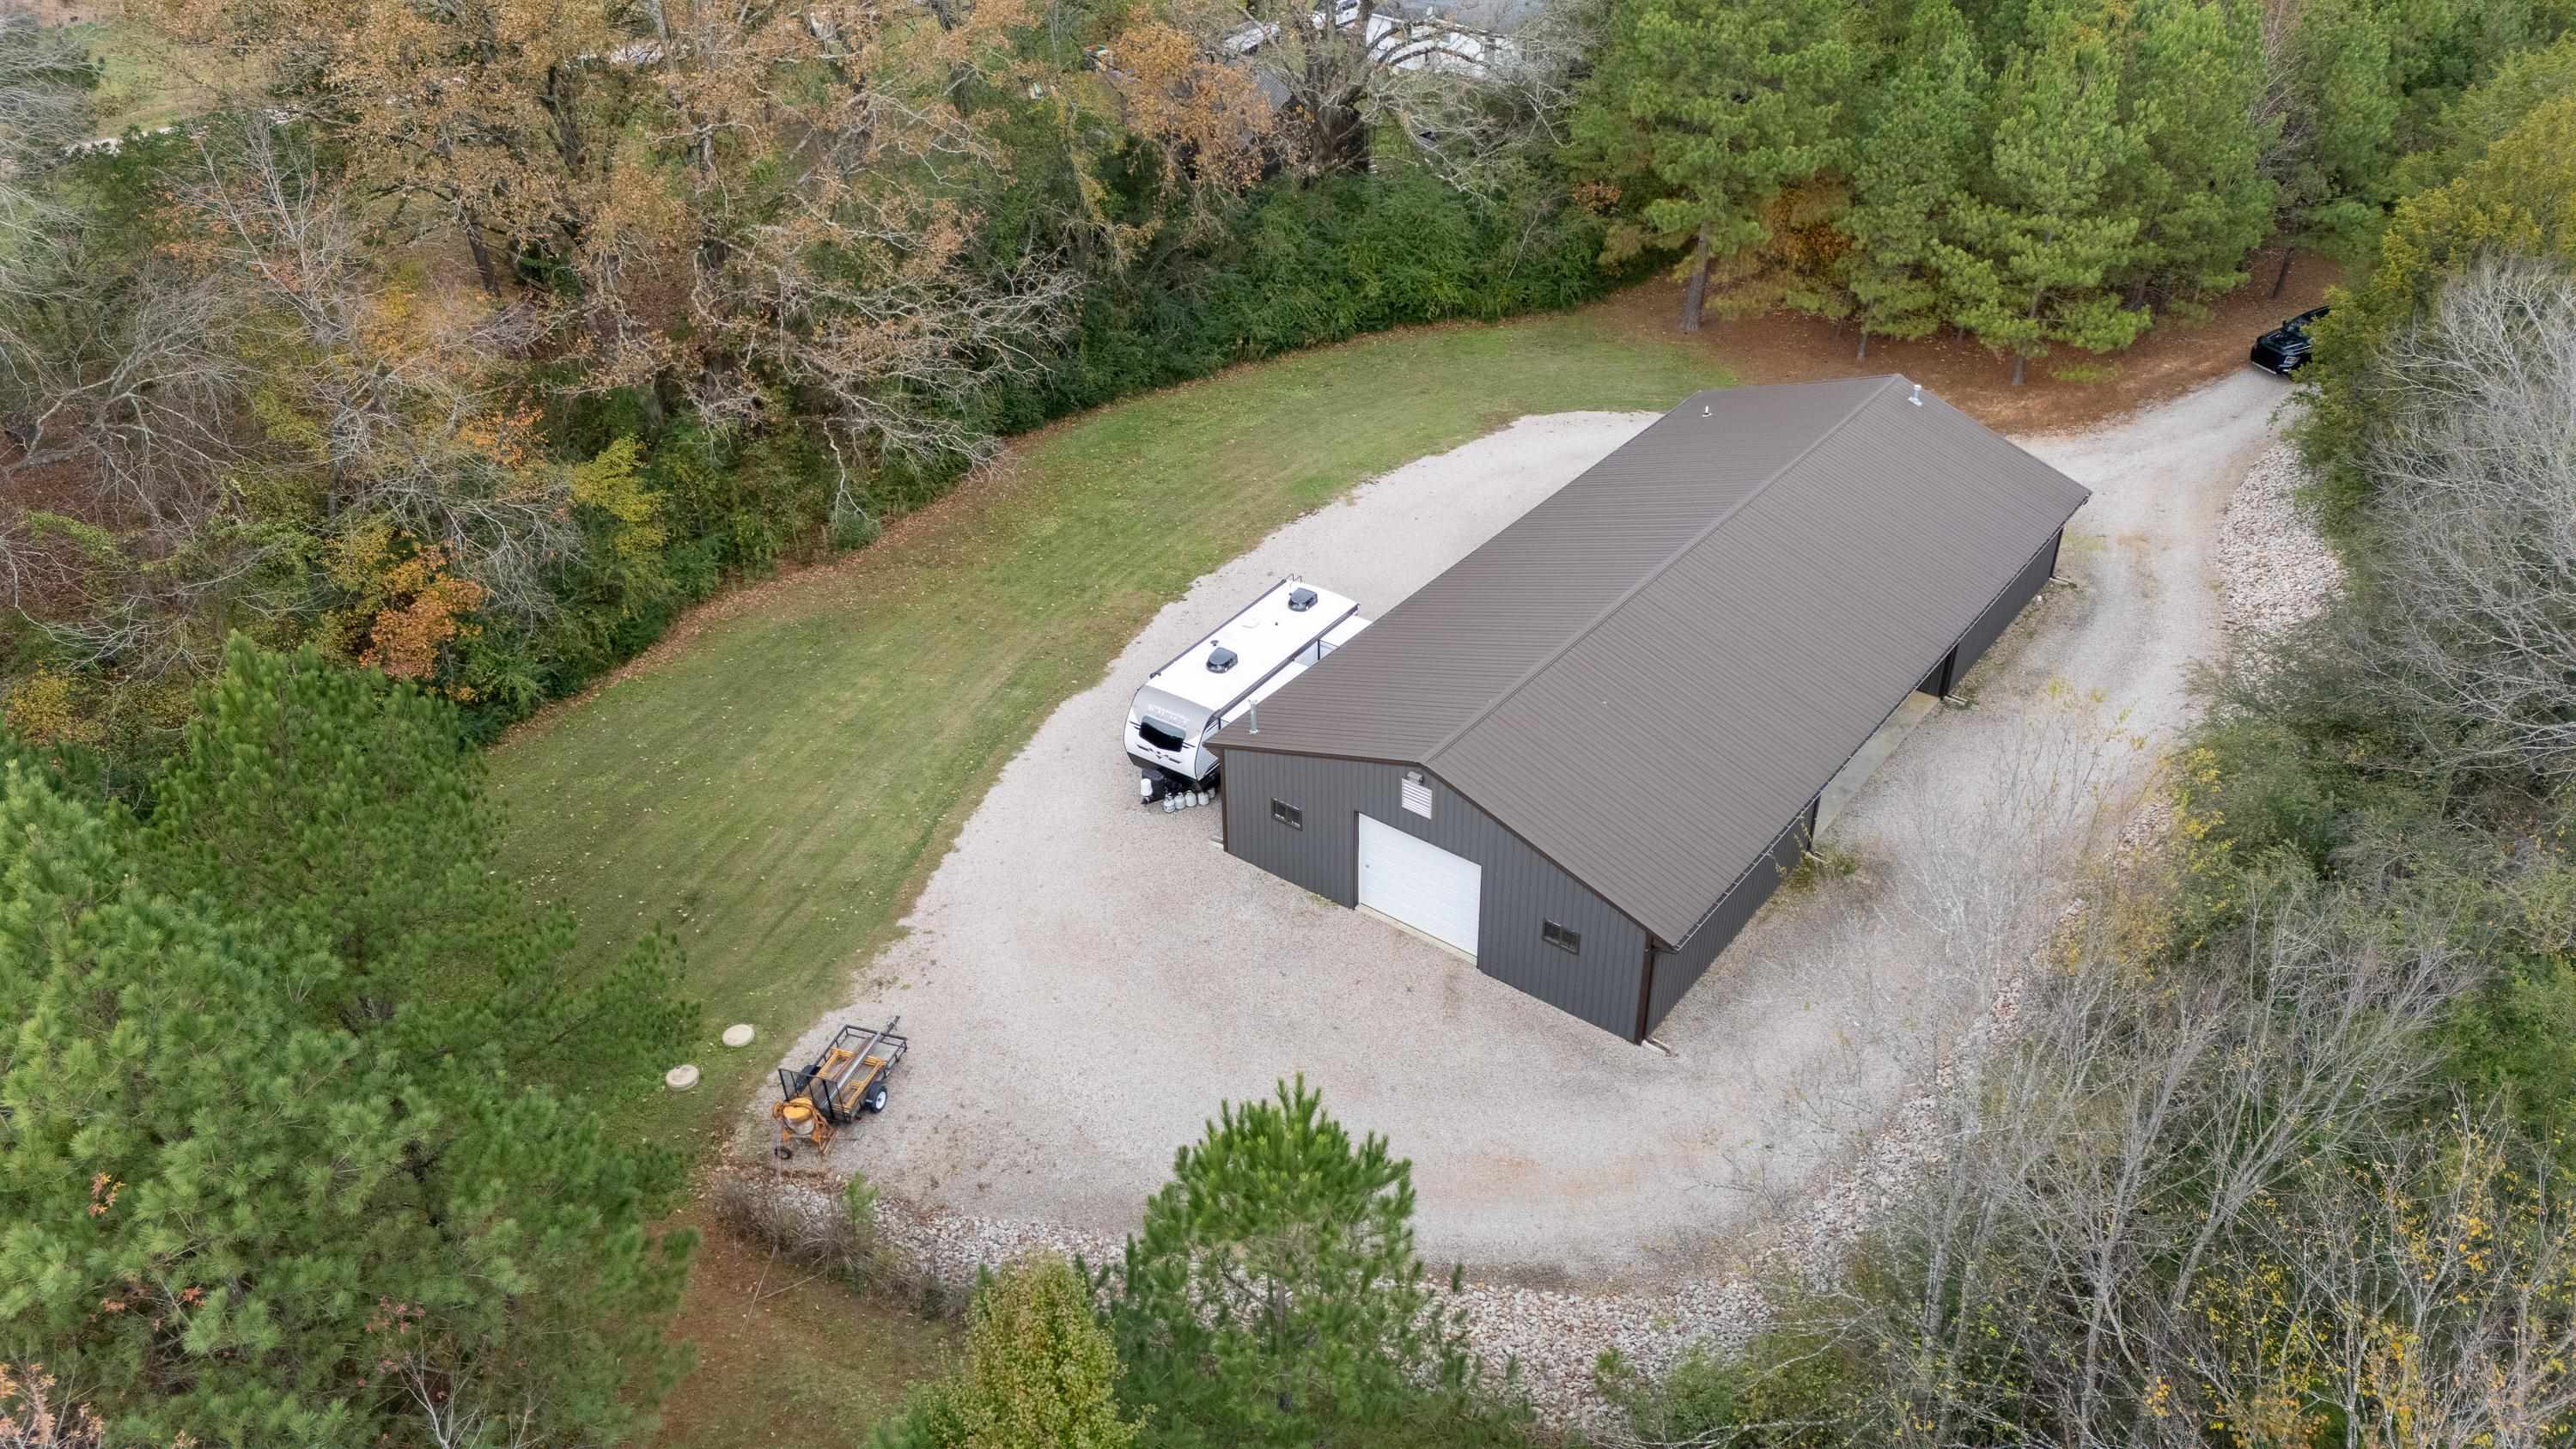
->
<box><xmin>1418</xmin><ymin>376</ymin><xmax>1904</xmax><ymax>768</ymax></box>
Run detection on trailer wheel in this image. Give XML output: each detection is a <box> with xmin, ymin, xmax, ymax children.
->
<box><xmin>863</xmin><ymin>1081</ymin><xmax>889</xmax><ymax>1114</ymax></box>
<box><xmin>774</xmin><ymin>1144</ymin><xmax>795</xmax><ymax>1161</ymax></box>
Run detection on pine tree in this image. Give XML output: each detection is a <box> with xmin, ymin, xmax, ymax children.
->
<box><xmin>2267</xmin><ymin>0</ymin><xmax>2402</xmax><ymax>293</ymax></box>
<box><xmin>1936</xmin><ymin>1</ymin><xmax>2151</xmax><ymax>382</ymax></box>
<box><xmin>2112</xmin><ymin>0</ymin><xmax>2276</xmax><ymax>310</ymax></box>
<box><xmin>143</xmin><ymin>636</ymin><xmax>694</xmax><ymax>1095</ymax></box>
<box><xmin>1842</xmin><ymin>0</ymin><xmax>1987</xmax><ymax>358</ymax></box>
<box><xmin>1568</xmin><ymin>0</ymin><xmax>1859</xmax><ymax>331</ymax></box>
<box><xmin>0</xmin><ymin>761</ymin><xmax>697</xmax><ymax>1446</ymax></box>
<box><xmin>1091</xmin><ymin>1078</ymin><xmax>1521</xmax><ymax>1446</ymax></box>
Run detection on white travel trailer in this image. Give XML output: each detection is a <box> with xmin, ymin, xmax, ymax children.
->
<box><xmin>1125</xmin><ymin>579</ymin><xmax>1368</xmax><ymax>805</ymax></box>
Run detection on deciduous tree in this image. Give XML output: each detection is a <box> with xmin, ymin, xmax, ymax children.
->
<box><xmin>1737</xmin><ymin>874</ymin><xmax>2502</xmax><ymax>1448</ymax></box>
<box><xmin>2302</xmin><ymin>93</ymin><xmax>2576</xmax><ymax>487</ymax></box>
<box><xmin>148</xmin><ymin>0</ymin><xmax>1078</xmax><ymax>466</ymax></box>
<box><xmin>1142</xmin><ymin>0</ymin><xmax>1596</xmax><ymax>191</ymax></box>
<box><xmin>2329</xmin><ymin>258</ymin><xmax>2576</xmax><ymax>780</ymax></box>
<box><xmin>0</xmin><ymin>13</ymin><xmax>94</xmax><ymax>399</ymax></box>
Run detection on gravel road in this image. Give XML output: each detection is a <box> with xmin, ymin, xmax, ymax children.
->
<box><xmin>750</xmin><ymin>371</ymin><xmax>2298</xmax><ymax>1403</ymax></box>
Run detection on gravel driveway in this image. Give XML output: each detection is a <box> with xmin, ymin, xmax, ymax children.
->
<box><xmin>757</xmin><ymin>372</ymin><xmax>2294</xmax><ymax>1287</ymax></box>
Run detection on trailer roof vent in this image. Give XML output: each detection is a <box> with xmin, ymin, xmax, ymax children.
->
<box><xmin>1287</xmin><ymin>587</ymin><xmax>1319</xmax><ymax>612</ymax></box>
<box><xmin>1207</xmin><ymin>646</ymin><xmax>1239</xmax><ymax>673</ymax></box>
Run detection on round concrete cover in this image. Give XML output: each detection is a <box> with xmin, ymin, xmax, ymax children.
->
<box><xmin>664</xmin><ymin>1063</ymin><xmax>701</xmax><ymax>1090</ymax></box>
<box><xmin>722</xmin><ymin>1024</ymin><xmax>757</xmax><ymax>1048</ymax></box>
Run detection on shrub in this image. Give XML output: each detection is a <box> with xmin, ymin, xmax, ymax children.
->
<box><xmin>876</xmin><ymin>1257</ymin><xmax>1141</xmax><ymax>1449</ymax></box>
<box><xmin>708</xmin><ymin>1171</ymin><xmax>896</xmax><ymax>1291</ymax></box>
<box><xmin>1593</xmin><ymin>1330</ymin><xmax>1861</xmax><ymax>1449</ymax></box>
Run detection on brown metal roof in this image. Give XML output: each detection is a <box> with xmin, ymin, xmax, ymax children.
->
<box><xmin>1212</xmin><ymin>377</ymin><xmax>2092</xmax><ymax>945</ymax></box>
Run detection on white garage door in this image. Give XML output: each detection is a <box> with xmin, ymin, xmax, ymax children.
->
<box><xmin>1356</xmin><ymin>814</ymin><xmax>1482</xmax><ymax>958</ymax></box>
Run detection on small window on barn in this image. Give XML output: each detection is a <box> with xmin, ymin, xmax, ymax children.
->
<box><xmin>1270</xmin><ymin>799</ymin><xmax>1303</xmax><ymax>831</ymax></box>
<box><xmin>1541</xmin><ymin>919</ymin><xmax>1581</xmax><ymax>955</ymax></box>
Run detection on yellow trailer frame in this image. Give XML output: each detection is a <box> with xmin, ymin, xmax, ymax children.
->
<box><xmin>772</xmin><ymin>1017</ymin><xmax>907</xmax><ymax>1160</ymax></box>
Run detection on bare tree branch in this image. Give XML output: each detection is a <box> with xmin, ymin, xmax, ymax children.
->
<box><xmin>2344</xmin><ymin>256</ymin><xmax>2576</xmax><ymax>780</ymax></box>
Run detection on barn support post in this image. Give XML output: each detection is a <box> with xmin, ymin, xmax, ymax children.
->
<box><xmin>1633</xmin><ymin>943</ymin><xmax>1658</xmax><ymax>1043</ymax></box>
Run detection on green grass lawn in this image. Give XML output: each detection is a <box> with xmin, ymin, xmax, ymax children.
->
<box><xmin>496</xmin><ymin>309</ymin><xmax>1730</xmax><ymax>1160</ymax></box>
<box><xmin>66</xmin><ymin>21</ymin><xmax>216</xmax><ymax>136</ymax></box>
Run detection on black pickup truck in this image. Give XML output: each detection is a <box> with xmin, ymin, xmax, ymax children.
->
<box><xmin>2251</xmin><ymin>306</ymin><xmax>2329</xmax><ymax>374</ymax></box>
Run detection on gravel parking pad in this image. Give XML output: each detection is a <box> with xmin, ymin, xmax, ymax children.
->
<box><xmin>754</xmin><ymin>374</ymin><xmax>2293</xmax><ymax>1298</ymax></box>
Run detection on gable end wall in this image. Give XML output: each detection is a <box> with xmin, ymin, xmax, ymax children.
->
<box><xmin>1218</xmin><ymin>749</ymin><xmax>1650</xmax><ymax>1038</ymax></box>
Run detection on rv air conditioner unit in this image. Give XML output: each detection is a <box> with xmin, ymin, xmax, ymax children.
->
<box><xmin>1124</xmin><ymin>577</ymin><xmax>1369</xmax><ymax>805</ymax></box>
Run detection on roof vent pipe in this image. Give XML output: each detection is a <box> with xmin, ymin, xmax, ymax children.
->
<box><xmin>1909</xmin><ymin>383</ymin><xmax>1924</xmax><ymax>407</ymax></box>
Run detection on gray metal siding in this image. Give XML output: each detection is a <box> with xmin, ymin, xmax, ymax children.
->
<box><xmin>1220</xmin><ymin>750</ymin><xmax>1359</xmax><ymax>904</ymax></box>
<box><xmin>1644</xmin><ymin>809</ymin><xmax>1807</xmax><ymax>1033</ymax></box>
<box><xmin>1953</xmin><ymin>529</ymin><xmax>2061</xmax><ymax>680</ymax></box>
<box><xmin>1221</xmin><ymin>749</ymin><xmax>1651</xmax><ymax>1038</ymax></box>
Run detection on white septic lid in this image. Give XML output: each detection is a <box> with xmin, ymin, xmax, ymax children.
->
<box><xmin>664</xmin><ymin>1063</ymin><xmax>701</xmax><ymax>1091</ymax></box>
<box><xmin>722</xmin><ymin>1024</ymin><xmax>757</xmax><ymax>1048</ymax></box>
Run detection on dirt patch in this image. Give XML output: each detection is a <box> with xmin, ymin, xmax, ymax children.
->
<box><xmin>1605</xmin><ymin>247</ymin><xmax>2341</xmax><ymax>435</ymax></box>
<box><xmin>649</xmin><ymin>1195</ymin><xmax>955</xmax><ymax>1448</ymax></box>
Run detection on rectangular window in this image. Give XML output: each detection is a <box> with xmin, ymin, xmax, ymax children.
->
<box><xmin>1270</xmin><ymin>799</ymin><xmax>1303</xmax><ymax>831</ymax></box>
<box><xmin>1136</xmin><ymin>717</ymin><xmax>1186</xmax><ymax>752</ymax></box>
<box><xmin>1541</xmin><ymin>919</ymin><xmax>1581</xmax><ymax>955</ymax></box>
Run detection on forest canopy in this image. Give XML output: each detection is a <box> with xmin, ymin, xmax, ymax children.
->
<box><xmin>3</xmin><ymin>0</ymin><xmax>2558</xmax><ymax>763</ymax></box>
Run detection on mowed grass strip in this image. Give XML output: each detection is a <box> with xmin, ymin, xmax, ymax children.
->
<box><xmin>494</xmin><ymin>309</ymin><xmax>1731</xmax><ymax>1148</ymax></box>
<box><xmin>66</xmin><ymin>21</ymin><xmax>226</xmax><ymax>136</ymax></box>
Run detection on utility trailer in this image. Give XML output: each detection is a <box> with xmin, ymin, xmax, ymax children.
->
<box><xmin>1125</xmin><ymin>578</ymin><xmax>1369</xmax><ymax>807</ymax></box>
<box><xmin>771</xmin><ymin>1017</ymin><xmax>908</xmax><ymax>1160</ymax></box>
